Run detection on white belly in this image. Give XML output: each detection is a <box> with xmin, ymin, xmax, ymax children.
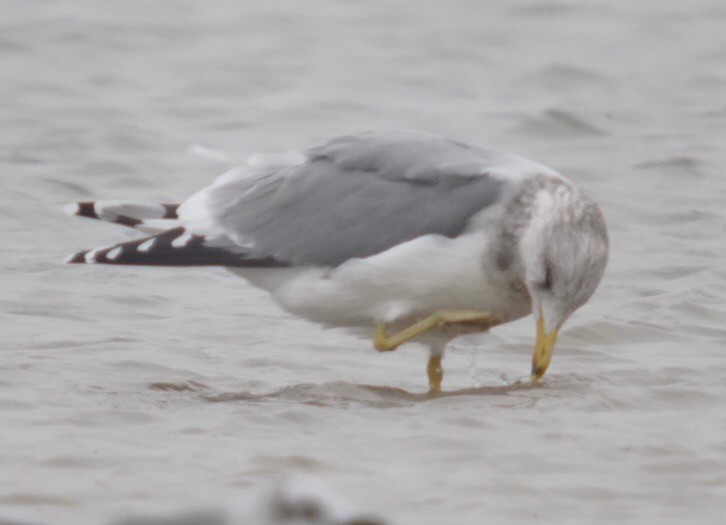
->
<box><xmin>231</xmin><ymin>232</ymin><xmax>531</xmax><ymax>330</ymax></box>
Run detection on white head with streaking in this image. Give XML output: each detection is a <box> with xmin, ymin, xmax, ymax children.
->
<box><xmin>64</xmin><ymin>131</ymin><xmax>609</xmax><ymax>392</ymax></box>
<box><xmin>513</xmin><ymin>177</ymin><xmax>609</xmax><ymax>379</ymax></box>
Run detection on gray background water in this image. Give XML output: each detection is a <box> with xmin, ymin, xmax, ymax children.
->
<box><xmin>2</xmin><ymin>1</ymin><xmax>726</xmax><ymax>523</ymax></box>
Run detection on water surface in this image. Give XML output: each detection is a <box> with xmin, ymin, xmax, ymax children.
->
<box><xmin>2</xmin><ymin>1</ymin><xmax>726</xmax><ymax>523</ymax></box>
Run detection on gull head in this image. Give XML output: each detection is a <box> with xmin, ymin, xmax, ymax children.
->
<box><xmin>516</xmin><ymin>178</ymin><xmax>609</xmax><ymax>380</ymax></box>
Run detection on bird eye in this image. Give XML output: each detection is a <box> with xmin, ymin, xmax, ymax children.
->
<box><xmin>539</xmin><ymin>263</ymin><xmax>554</xmax><ymax>290</ymax></box>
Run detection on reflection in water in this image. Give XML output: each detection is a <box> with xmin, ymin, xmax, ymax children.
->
<box><xmin>5</xmin><ymin>1</ymin><xmax>726</xmax><ymax>524</ymax></box>
<box><xmin>111</xmin><ymin>477</ymin><xmax>387</xmax><ymax>525</ymax></box>
<box><xmin>113</xmin><ymin>510</ymin><xmax>228</xmax><ymax>525</ymax></box>
<box><xmin>150</xmin><ymin>379</ymin><xmax>544</xmax><ymax>409</ymax></box>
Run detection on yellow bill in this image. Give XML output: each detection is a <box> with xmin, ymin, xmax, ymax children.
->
<box><xmin>531</xmin><ymin>316</ymin><xmax>559</xmax><ymax>381</ymax></box>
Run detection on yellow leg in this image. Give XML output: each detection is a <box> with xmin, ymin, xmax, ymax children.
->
<box><xmin>427</xmin><ymin>354</ymin><xmax>443</xmax><ymax>394</ymax></box>
<box><xmin>373</xmin><ymin>309</ymin><xmax>499</xmax><ymax>352</ymax></box>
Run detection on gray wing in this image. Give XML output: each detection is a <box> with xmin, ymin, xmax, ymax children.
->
<box><xmin>184</xmin><ymin>132</ymin><xmax>510</xmax><ymax>267</ymax></box>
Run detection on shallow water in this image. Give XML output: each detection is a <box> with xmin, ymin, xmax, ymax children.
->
<box><xmin>2</xmin><ymin>1</ymin><xmax>726</xmax><ymax>524</ymax></box>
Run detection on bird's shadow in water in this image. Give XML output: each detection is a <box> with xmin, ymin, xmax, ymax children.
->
<box><xmin>150</xmin><ymin>380</ymin><xmax>543</xmax><ymax>409</ymax></box>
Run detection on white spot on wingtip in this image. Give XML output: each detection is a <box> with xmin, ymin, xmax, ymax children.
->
<box><xmin>171</xmin><ymin>233</ymin><xmax>193</xmax><ymax>248</ymax></box>
<box><xmin>107</xmin><ymin>247</ymin><xmax>122</xmax><ymax>260</ymax></box>
<box><xmin>84</xmin><ymin>250</ymin><xmax>99</xmax><ymax>263</ymax></box>
<box><xmin>137</xmin><ymin>239</ymin><xmax>156</xmax><ymax>252</ymax></box>
<box><xmin>63</xmin><ymin>203</ymin><xmax>80</xmax><ymax>216</ymax></box>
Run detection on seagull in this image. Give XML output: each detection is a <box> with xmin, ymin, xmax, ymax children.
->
<box><xmin>65</xmin><ymin>132</ymin><xmax>609</xmax><ymax>393</ymax></box>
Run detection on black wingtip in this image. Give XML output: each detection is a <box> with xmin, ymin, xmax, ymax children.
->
<box><xmin>63</xmin><ymin>201</ymin><xmax>98</xmax><ymax>218</ymax></box>
<box><xmin>162</xmin><ymin>203</ymin><xmax>179</xmax><ymax>219</ymax></box>
<box><xmin>63</xmin><ymin>227</ymin><xmax>290</xmax><ymax>268</ymax></box>
<box><xmin>64</xmin><ymin>201</ymin><xmax>179</xmax><ymax>224</ymax></box>
<box><xmin>113</xmin><ymin>215</ymin><xmax>143</xmax><ymax>227</ymax></box>
<box><xmin>64</xmin><ymin>250</ymin><xmax>88</xmax><ymax>264</ymax></box>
